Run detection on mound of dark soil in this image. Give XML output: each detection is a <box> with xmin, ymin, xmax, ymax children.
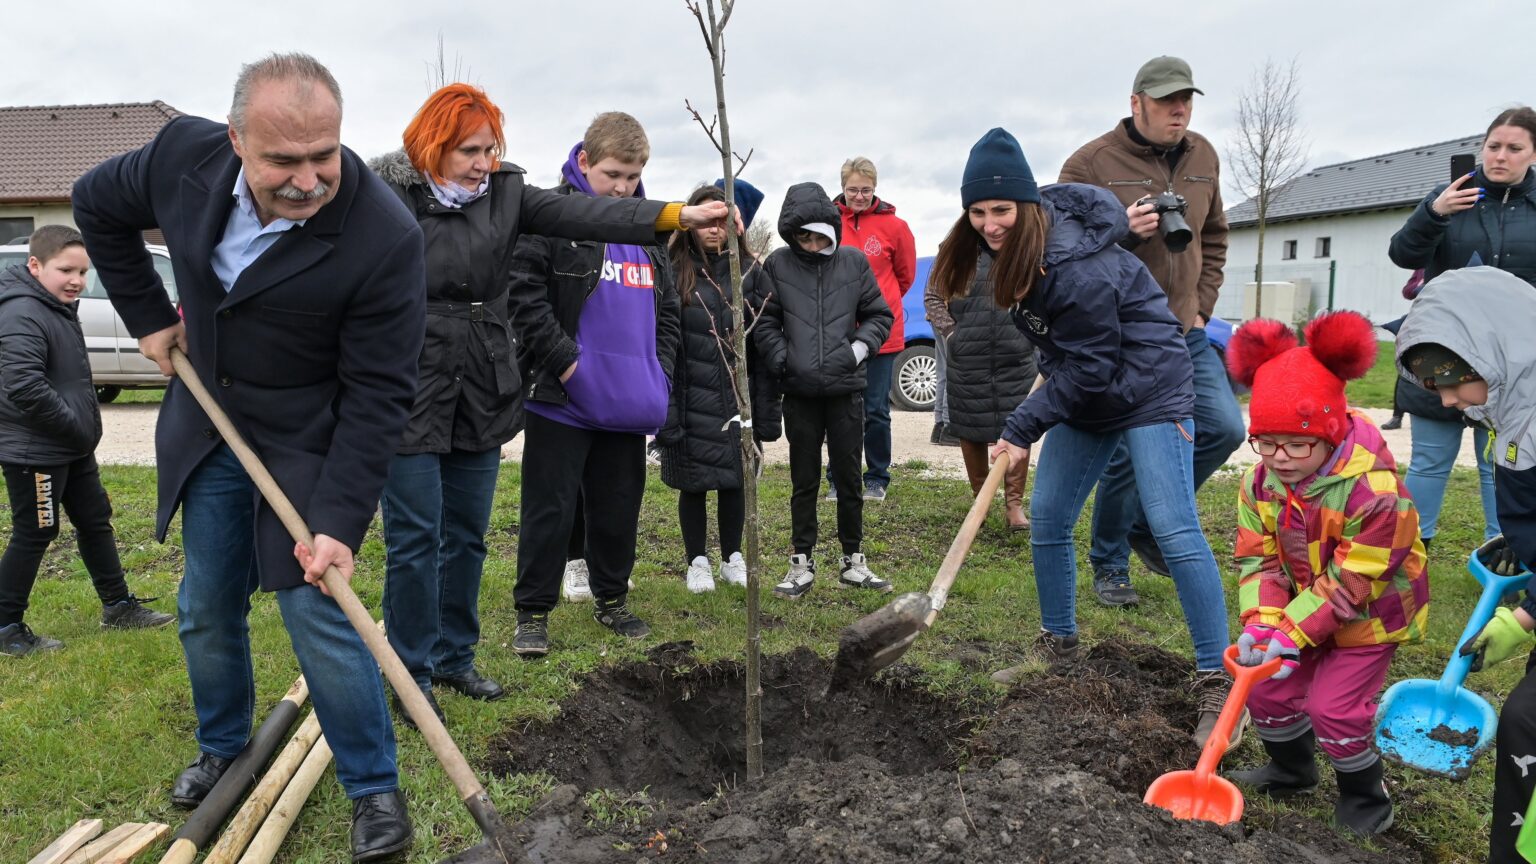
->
<box><xmin>486</xmin><ymin>641</ymin><xmax>1420</xmax><ymax>864</ymax></box>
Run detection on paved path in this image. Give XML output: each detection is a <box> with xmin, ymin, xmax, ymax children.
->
<box><xmin>99</xmin><ymin>403</ymin><xmax>1478</xmax><ymax>474</ymax></box>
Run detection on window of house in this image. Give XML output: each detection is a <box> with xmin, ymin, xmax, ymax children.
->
<box><xmin>1282</xmin><ymin>240</ymin><xmax>1297</xmax><ymax>260</ymax></box>
<box><xmin>0</xmin><ymin>217</ymin><xmax>35</xmax><ymax>245</ymax></box>
<box><xmin>1315</xmin><ymin>237</ymin><xmax>1332</xmax><ymax>258</ymax></box>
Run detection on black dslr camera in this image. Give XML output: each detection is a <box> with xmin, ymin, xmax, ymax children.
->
<box><xmin>1140</xmin><ymin>191</ymin><xmax>1193</xmax><ymax>253</ymax></box>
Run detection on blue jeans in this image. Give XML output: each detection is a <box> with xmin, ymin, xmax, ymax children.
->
<box><xmin>380</xmin><ymin>448</ymin><xmax>501</xmax><ymax>687</ymax></box>
<box><xmin>178</xmin><ymin>445</ymin><xmax>397</xmax><ymax>798</ymax></box>
<box><xmin>863</xmin><ymin>353</ymin><xmax>895</xmax><ymax>489</ymax></box>
<box><xmin>1404</xmin><ymin>415</ymin><xmax>1500</xmax><ymax>541</ymax></box>
<box><xmin>1089</xmin><ymin>328</ymin><xmax>1246</xmax><ymax>571</ymax></box>
<box><xmin>1031</xmin><ymin>419</ymin><xmax>1229</xmax><ymax>671</ymax></box>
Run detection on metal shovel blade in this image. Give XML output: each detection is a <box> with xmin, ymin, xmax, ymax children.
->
<box><xmin>828</xmin><ymin>592</ymin><xmax>933</xmax><ymax>688</ymax></box>
<box><xmin>438</xmin><ymin>796</ymin><xmax>532</xmax><ymax>864</ymax></box>
<box><xmin>1374</xmin><ymin>679</ymin><xmax>1497</xmax><ymax>780</ymax></box>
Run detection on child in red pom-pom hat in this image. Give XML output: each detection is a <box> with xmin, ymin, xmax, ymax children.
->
<box><xmin>1222</xmin><ymin>310</ymin><xmax>1427</xmax><ymax>837</ymax></box>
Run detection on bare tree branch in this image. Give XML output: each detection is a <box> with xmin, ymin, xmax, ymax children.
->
<box><xmin>1226</xmin><ymin>56</ymin><xmax>1309</xmax><ymax>317</ymax></box>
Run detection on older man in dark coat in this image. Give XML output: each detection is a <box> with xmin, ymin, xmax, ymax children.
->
<box><xmin>72</xmin><ymin>53</ymin><xmax>424</xmax><ymax>863</ymax></box>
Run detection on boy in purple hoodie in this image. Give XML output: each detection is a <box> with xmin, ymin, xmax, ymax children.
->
<box><xmin>506</xmin><ymin>112</ymin><xmax>680</xmax><ymax>657</ymax></box>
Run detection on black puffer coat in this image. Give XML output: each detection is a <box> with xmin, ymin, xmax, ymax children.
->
<box><xmin>944</xmin><ymin>254</ymin><xmax>1036</xmax><ymax>443</ymax></box>
<box><xmin>371</xmin><ymin>150</ymin><xmax>672</xmax><ymax>453</ymax></box>
<box><xmin>0</xmin><ymin>264</ymin><xmax>101</xmax><ymax>464</ymax></box>
<box><xmin>1389</xmin><ymin>167</ymin><xmax>1536</xmax><ymax>286</ymax></box>
<box><xmin>751</xmin><ymin>183</ymin><xmax>893</xmax><ymax>397</ymax></box>
<box><xmin>657</xmin><ymin>247</ymin><xmax>782</xmax><ymax>492</ymax></box>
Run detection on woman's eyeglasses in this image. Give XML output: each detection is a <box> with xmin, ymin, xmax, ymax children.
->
<box><xmin>843</xmin><ymin>187</ymin><xmax>874</xmax><ymax>198</ymax></box>
<box><xmin>1248</xmin><ymin>437</ymin><xmax>1320</xmax><ymax>458</ymax></box>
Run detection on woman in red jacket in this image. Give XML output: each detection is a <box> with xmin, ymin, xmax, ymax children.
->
<box><xmin>835</xmin><ymin>156</ymin><xmax>916</xmax><ymax>501</ymax></box>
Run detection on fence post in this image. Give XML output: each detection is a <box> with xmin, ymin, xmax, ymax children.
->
<box><xmin>1327</xmin><ymin>260</ymin><xmax>1337</xmax><ymax>311</ymax></box>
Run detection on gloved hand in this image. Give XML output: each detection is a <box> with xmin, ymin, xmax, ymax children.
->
<box><xmin>850</xmin><ymin>341</ymin><xmax>869</xmax><ymax>365</ymax></box>
<box><xmin>1235</xmin><ymin>624</ymin><xmax>1300</xmax><ymax>680</ymax></box>
<box><xmin>1477</xmin><ymin>534</ymin><xmax>1528</xmax><ymax>577</ymax></box>
<box><xmin>1460</xmin><ymin>607</ymin><xmax>1536</xmax><ymax>672</ymax></box>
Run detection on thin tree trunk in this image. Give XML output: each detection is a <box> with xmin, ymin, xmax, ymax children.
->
<box><xmin>699</xmin><ymin>0</ymin><xmax>763</xmax><ymax>782</ymax></box>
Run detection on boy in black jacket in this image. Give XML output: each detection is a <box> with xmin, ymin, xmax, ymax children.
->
<box><xmin>753</xmin><ymin>183</ymin><xmax>895</xmax><ymax>598</ymax></box>
<box><xmin>0</xmin><ymin>226</ymin><xmax>172</xmax><ymax>656</ymax></box>
<box><xmin>506</xmin><ymin>113</ymin><xmax>680</xmax><ymax>656</ymax></box>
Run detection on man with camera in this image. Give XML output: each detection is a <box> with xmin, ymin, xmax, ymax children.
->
<box><xmin>1060</xmin><ymin>56</ymin><xmax>1245</xmax><ymax>745</ymax></box>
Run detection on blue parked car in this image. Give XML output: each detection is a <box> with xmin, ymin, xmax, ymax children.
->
<box><xmin>890</xmin><ymin>256</ymin><xmax>937</xmax><ymax>411</ymax></box>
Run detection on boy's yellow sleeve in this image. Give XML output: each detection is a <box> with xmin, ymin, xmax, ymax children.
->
<box><xmin>654</xmin><ymin>203</ymin><xmax>684</xmax><ymax>232</ymax></box>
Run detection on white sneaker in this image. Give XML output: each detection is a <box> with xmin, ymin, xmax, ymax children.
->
<box><xmin>839</xmin><ymin>553</ymin><xmax>893</xmax><ymax>592</ymax></box>
<box><xmin>719</xmin><ymin>552</ymin><xmax>748</xmax><ymax>587</ymax></box>
<box><xmin>774</xmin><ymin>554</ymin><xmax>815</xmax><ymax>599</ymax></box>
<box><xmin>562</xmin><ymin>558</ymin><xmax>593</xmax><ymax>602</ymax></box>
<box><xmin>686</xmin><ymin>556</ymin><xmax>716</xmax><ymax>594</ymax></box>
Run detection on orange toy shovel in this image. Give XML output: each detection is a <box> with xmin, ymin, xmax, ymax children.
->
<box><xmin>1144</xmin><ymin>644</ymin><xmax>1282</xmax><ymax>824</ymax></box>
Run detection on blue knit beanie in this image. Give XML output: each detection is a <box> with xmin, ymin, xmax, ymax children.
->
<box><xmin>961</xmin><ymin>128</ymin><xmax>1039</xmax><ymax>208</ymax></box>
<box><xmin>714</xmin><ymin>177</ymin><xmax>765</xmax><ymax>230</ymax></box>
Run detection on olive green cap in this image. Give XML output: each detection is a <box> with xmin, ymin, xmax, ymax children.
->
<box><xmin>1402</xmin><ymin>342</ymin><xmax>1483</xmax><ymax>388</ymax></box>
<box><xmin>1133</xmin><ymin>56</ymin><xmax>1204</xmax><ymax>98</ymax></box>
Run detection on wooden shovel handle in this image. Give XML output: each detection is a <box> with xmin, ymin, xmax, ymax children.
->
<box><xmin>924</xmin><ymin>452</ymin><xmax>1011</xmax><ymax>625</ymax></box>
<box><xmin>167</xmin><ymin>348</ymin><xmax>487</xmax><ymax>804</ymax></box>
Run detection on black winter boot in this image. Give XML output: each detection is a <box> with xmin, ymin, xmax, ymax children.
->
<box><xmin>1228</xmin><ymin>732</ymin><xmax>1319</xmax><ymax>798</ymax></box>
<box><xmin>1334</xmin><ymin>759</ymin><xmax>1394</xmax><ymax>835</ymax></box>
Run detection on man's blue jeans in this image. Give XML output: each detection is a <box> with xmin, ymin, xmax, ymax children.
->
<box><xmin>863</xmin><ymin>353</ymin><xmax>896</xmax><ymax>490</ymax></box>
<box><xmin>1404</xmin><ymin>415</ymin><xmax>1500</xmax><ymax>541</ymax></box>
<box><xmin>178</xmin><ymin>444</ymin><xmax>397</xmax><ymax>798</ymax></box>
<box><xmin>380</xmin><ymin>448</ymin><xmax>501</xmax><ymax>688</ymax></box>
<box><xmin>1031</xmin><ymin>419</ymin><xmax>1230</xmax><ymax>671</ymax></box>
<box><xmin>1089</xmin><ymin>328</ymin><xmax>1246</xmax><ymax>572</ymax></box>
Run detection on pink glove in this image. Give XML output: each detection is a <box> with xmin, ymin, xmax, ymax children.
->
<box><xmin>1235</xmin><ymin>624</ymin><xmax>1300</xmax><ymax>680</ymax></box>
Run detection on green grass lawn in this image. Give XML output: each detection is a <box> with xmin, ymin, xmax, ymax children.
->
<box><xmin>1347</xmin><ymin>341</ymin><xmax>1402</xmax><ymax>410</ymax></box>
<box><xmin>0</xmin><ymin>461</ymin><xmax>1506</xmax><ymax>863</ymax></box>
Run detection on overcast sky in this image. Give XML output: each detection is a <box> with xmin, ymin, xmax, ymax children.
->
<box><xmin>6</xmin><ymin>0</ymin><xmax>1527</xmax><ymax>254</ymax></box>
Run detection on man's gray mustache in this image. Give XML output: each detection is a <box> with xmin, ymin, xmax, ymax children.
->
<box><xmin>274</xmin><ymin>181</ymin><xmax>330</xmax><ymax>202</ymax></box>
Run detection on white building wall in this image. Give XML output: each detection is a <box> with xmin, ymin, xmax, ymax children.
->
<box><xmin>1217</xmin><ymin>207</ymin><xmax>1420</xmax><ymax>325</ymax></box>
<box><xmin>0</xmin><ymin>202</ymin><xmax>77</xmax><ymax>242</ymax></box>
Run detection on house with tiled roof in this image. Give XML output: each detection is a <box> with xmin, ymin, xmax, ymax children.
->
<box><xmin>1215</xmin><ymin>134</ymin><xmax>1481</xmax><ymax>324</ymax></box>
<box><xmin>0</xmin><ymin>101</ymin><xmax>180</xmax><ymax>244</ymax></box>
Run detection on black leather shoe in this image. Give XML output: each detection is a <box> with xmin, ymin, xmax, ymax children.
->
<box><xmin>170</xmin><ymin>752</ymin><xmax>233</xmax><ymax>808</ymax></box>
<box><xmin>351</xmin><ymin>789</ymin><xmax>412</xmax><ymax>863</ymax></box>
<box><xmin>432</xmin><ymin>667</ymin><xmax>506</xmax><ymax>701</ymax></box>
<box><xmin>391</xmin><ymin>685</ymin><xmax>445</xmax><ymax>731</ymax></box>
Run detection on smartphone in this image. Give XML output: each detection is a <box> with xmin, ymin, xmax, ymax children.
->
<box><xmin>1451</xmin><ymin>153</ymin><xmax>1476</xmax><ymax>184</ymax></box>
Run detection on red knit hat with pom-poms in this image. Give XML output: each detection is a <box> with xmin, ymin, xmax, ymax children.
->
<box><xmin>1225</xmin><ymin>311</ymin><xmax>1378</xmax><ymax>445</ymax></box>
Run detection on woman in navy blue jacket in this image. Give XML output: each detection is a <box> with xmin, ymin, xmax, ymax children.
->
<box><xmin>931</xmin><ymin>128</ymin><xmax>1233</xmax><ymax>747</ymax></box>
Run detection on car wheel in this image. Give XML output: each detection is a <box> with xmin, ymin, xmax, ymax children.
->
<box><xmin>890</xmin><ymin>343</ymin><xmax>937</xmax><ymax>411</ymax></box>
<box><xmin>95</xmin><ymin>386</ymin><xmax>122</xmax><ymax>404</ymax></box>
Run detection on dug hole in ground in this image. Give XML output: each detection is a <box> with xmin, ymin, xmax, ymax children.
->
<box><xmin>487</xmin><ymin>641</ymin><xmax>1414</xmax><ymax>863</ymax></box>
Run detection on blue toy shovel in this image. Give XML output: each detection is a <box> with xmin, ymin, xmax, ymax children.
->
<box><xmin>1374</xmin><ymin>553</ymin><xmax>1531</xmax><ymax>779</ymax></box>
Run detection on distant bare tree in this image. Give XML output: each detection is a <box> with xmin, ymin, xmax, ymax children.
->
<box><xmin>425</xmin><ymin>32</ymin><xmax>468</xmax><ymax>90</ymax></box>
<box><xmin>744</xmin><ymin>218</ymin><xmax>775</xmax><ymax>259</ymax></box>
<box><xmin>1227</xmin><ymin>57</ymin><xmax>1308</xmax><ymax>316</ymax></box>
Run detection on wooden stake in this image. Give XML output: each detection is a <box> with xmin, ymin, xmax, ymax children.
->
<box><xmin>27</xmin><ymin>820</ymin><xmax>103</xmax><ymax>864</ymax></box>
<box><xmin>202</xmin><ymin>711</ymin><xmax>323</xmax><ymax>864</ymax></box>
<box><xmin>62</xmin><ymin>824</ymin><xmax>143</xmax><ymax>864</ymax></box>
<box><xmin>234</xmin><ymin>735</ymin><xmax>333</xmax><ymax>864</ymax></box>
<box><xmin>95</xmin><ymin>824</ymin><xmax>170</xmax><ymax>864</ymax></box>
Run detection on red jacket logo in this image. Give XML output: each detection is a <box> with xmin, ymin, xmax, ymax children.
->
<box><xmin>863</xmin><ymin>236</ymin><xmax>883</xmax><ymax>257</ymax></box>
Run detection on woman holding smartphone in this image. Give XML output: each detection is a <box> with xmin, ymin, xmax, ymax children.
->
<box><xmin>1387</xmin><ymin>106</ymin><xmax>1536</xmax><ymax>552</ymax></box>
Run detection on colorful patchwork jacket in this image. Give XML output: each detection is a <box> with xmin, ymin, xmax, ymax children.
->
<box><xmin>1236</xmin><ymin>411</ymin><xmax>1429</xmax><ymax>648</ymax></box>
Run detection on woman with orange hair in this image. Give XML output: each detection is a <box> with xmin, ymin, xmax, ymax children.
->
<box><xmin>369</xmin><ymin>84</ymin><xmax>727</xmax><ymax>723</ymax></box>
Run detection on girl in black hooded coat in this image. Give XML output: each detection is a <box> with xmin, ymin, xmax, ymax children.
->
<box><xmin>656</xmin><ymin>186</ymin><xmax>780</xmax><ymax>592</ymax></box>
